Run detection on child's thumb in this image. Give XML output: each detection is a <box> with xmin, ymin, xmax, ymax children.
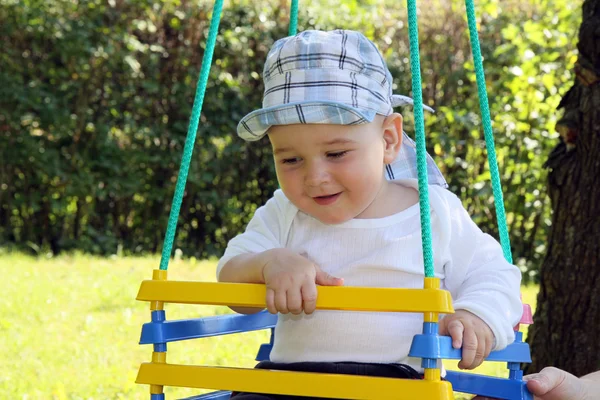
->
<box><xmin>314</xmin><ymin>266</ymin><xmax>344</xmax><ymax>286</ymax></box>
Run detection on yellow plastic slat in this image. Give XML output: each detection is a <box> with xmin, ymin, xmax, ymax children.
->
<box><xmin>150</xmin><ymin>269</ymin><xmax>167</xmax><ymax>311</ymax></box>
<box><xmin>136</xmin><ymin>281</ymin><xmax>454</xmax><ymax>313</ymax></box>
<box><xmin>424</xmin><ymin>368</ymin><xmax>442</xmax><ymax>381</ymax></box>
<box><xmin>136</xmin><ymin>363</ymin><xmax>454</xmax><ymax>399</ymax></box>
<box><xmin>423</xmin><ymin>277</ymin><xmax>441</xmax><ymax>322</ymax></box>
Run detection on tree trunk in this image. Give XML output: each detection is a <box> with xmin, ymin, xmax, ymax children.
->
<box><xmin>525</xmin><ymin>0</ymin><xmax>600</xmax><ymax>376</ymax></box>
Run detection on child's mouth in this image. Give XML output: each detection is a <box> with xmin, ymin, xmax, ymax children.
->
<box><xmin>313</xmin><ymin>193</ymin><xmax>341</xmax><ymax>206</ymax></box>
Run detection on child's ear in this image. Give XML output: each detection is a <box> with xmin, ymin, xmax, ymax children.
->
<box><xmin>382</xmin><ymin>113</ymin><xmax>403</xmax><ymax>165</ymax></box>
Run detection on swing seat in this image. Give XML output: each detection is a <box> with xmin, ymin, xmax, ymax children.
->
<box><xmin>136</xmin><ymin>280</ymin><xmax>533</xmax><ymax>400</ymax></box>
<box><xmin>140</xmin><ymin>309</ymin><xmax>532</xmax><ymax>400</ymax></box>
<box><xmin>136</xmin><ymin>280</ymin><xmax>456</xmax><ymax>399</ymax></box>
<box><xmin>138</xmin><ymin>310</ymin><xmax>532</xmax><ymax>400</ymax></box>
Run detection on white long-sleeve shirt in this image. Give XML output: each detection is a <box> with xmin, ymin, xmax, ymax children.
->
<box><xmin>217</xmin><ymin>179</ymin><xmax>522</xmax><ymax>370</ymax></box>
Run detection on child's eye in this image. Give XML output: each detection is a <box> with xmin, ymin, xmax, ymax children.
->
<box><xmin>282</xmin><ymin>157</ymin><xmax>301</xmax><ymax>165</ymax></box>
<box><xmin>327</xmin><ymin>151</ymin><xmax>348</xmax><ymax>159</ymax></box>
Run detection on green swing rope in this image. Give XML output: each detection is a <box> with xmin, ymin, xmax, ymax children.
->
<box><xmin>465</xmin><ymin>0</ymin><xmax>513</xmax><ymax>263</ymax></box>
<box><xmin>158</xmin><ymin>1</ymin><xmax>300</xmax><ymax>271</ymax></box>
<box><xmin>158</xmin><ymin>0</ymin><xmax>224</xmax><ymax>271</ymax></box>
<box><xmin>406</xmin><ymin>0</ymin><xmax>435</xmax><ymax>278</ymax></box>
<box><xmin>289</xmin><ymin>0</ymin><xmax>299</xmax><ymax>36</ymax></box>
<box><xmin>406</xmin><ymin>0</ymin><xmax>513</xmax><ymax>278</ymax></box>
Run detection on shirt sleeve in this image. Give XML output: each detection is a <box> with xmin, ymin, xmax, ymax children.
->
<box><xmin>216</xmin><ymin>190</ymin><xmax>297</xmax><ymax>279</ymax></box>
<box><xmin>437</xmin><ymin>189</ymin><xmax>522</xmax><ymax>350</ymax></box>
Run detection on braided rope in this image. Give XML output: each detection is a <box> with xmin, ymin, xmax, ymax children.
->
<box><xmin>465</xmin><ymin>0</ymin><xmax>513</xmax><ymax>263</ymax></box>
<box><xmin>289</xmin><ymin>0</ymin><xmax>299</xmax><ymax>36</ymax></box>
<box><xmin>159</xmin><ymin>0</ymin><xmax>224</xmax><ymax>270</ymax></box>
<box><xmin>406</xmin><ymin>0</ymin><xmax>435</xmax><ymax>277</ymax></box>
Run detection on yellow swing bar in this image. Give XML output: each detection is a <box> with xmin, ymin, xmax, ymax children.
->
<box><xmin>136</xmin><ymin>278</ymin><xmax>454</xmax><ymax>314</ymax></box>
<box><xmin>137</xmin><ymin>363</ymin><xmax>454</xmax><ymax>399</ymax></box>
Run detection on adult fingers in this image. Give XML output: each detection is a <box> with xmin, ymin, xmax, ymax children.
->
<box><xmin>525</xmin><ymin>367</ymin><xmax>584</xmax><ymax>399</ymax></box>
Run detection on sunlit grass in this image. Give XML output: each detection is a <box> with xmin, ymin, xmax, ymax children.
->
<box><xmin>0</xmin><ymin>252</ymin><xmax>537</xmax><ymax>399</ymax></box>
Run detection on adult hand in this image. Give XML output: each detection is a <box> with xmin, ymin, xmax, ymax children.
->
<box><xmin>474</xmin><ymin>367</ymin><xmax>600</xmax><ymax>400</ymax></box>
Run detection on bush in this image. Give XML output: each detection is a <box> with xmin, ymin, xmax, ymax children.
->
<box><xmin>0</xmin><ymin>0</ymin><xmax>581</xmax><ymax>280</ymax></box>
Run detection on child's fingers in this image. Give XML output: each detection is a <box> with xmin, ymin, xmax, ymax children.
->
<box><xmin>301</xmin><ymin>282</ymin><xmax>318</xmax><ymax>314</ymax></box>
<box><xmin>446</xmin><ymin>319</ymin><xmax>464</xmax><ymax>349</ymax></box>
<box><xmin>471</xmin><ymin>332</ymin><xmax>488</xmax><ymax>368</ymax></box>
<box><xmin>314</xmin><ymin>267</ymin><xmax>344</xmax><ymax>286</ymax></box>
<box><xmin>484</xmin><ymin>333</ymin><xmax>493</xmax><ymax>358</ymax></box>
<box><xmin>458</xmin><ymin>328</ymin><xmax>478</xmax><ymax>369</ymax></box>
<box><xmin>287</xmin><ymin>287</ymin><xmax>303</xmax><ymax>315</ymax></box>
<box><xmin>266</xmin><ymin>288</ymin><xmax>277</xmax><ymax>314</ymax></box>
<box><xmin>274</xmin><ymin>289</ymin><xmax>289</xmax><ymax>314</ymax></box>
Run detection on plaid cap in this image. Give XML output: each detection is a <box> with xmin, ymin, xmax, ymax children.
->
<box><xmin>238</xmin><ymin>29</ymin><xmax>447</xmax><ymax>187</ymax></box>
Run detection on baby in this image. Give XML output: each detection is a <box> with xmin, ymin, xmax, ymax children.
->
<box><xmin>218</xmin><ymin>29</ymin><xmax>522</xmax><ymax>399</ymax></box>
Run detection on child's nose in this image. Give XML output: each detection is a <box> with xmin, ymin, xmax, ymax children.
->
<box><xmin>304</xmin><ymin>162</ymin><xmax>330</xmax><ymax>187</ymax></box>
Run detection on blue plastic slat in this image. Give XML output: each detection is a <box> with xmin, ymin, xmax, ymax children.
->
<box><xmin>409</xmin><ymin>335</ymin><xmax>532</xmax><ymax>363</ymax></box>
<box><xmin>419</xmin><ymin>322</ymin><xmax>440</xmax><ymax>369</ymax></box>
<box><xmin>422</xmin><ymin>322</ymin><xmax>438</xmax><ymax>334</ymax></box>
<box><xmin>509</xmin><ymin>331</ymin><xmax>526</xmax><ymax>380</ymax></box>
<box><xmin>255</xmin><ymin>343</ymin><xmax>273</xmax><ymax>361</ymax></box>
<box><xmin>179</xmin><ymin>391</ymin><xmax>231</xmax><ymax>400</ymax></box>
<box><xmin>445</xmin><ymin>371</ymin><xmax>533</xmax><ymax>399</ymax></box>
<box><xmin>255</xmin><ymin>328</ymin><xmax>275</xmax><ymax>361</ymax></box>
<box><xmin>515</xmin><ymin>331</ymin><xmax>524</xmax><ymax>342</ymax></box>
<box><xmin>150</xmin><ymin>310</ymin><xmax>167</xmax><ymax>352</ymax></box>
<box><xmin>151</xmin><ymin>394</ymin><xmax>166</xmax><ymax>400</ymax></box>
<box><xmin>508</xmin><ymin>361</ymin><xmax>524</xmax><ymax>380</ymax></box>
<box><xmin>140</xmin><ymin>311</ymin><xmax>277</xmax><ymax>344</ymax></box>
<box><xmin>154</xmin><ymin>343</ymin><xmax>167</xmax><ymax>352</ymax></box>
<box><xmin>152</xmin><ymin>310</ymin><xmax>166</xmax><ymax>322</ymax></box>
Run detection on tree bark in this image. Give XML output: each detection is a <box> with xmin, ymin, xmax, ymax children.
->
<box><xmin>525</xmin><ymin>0</ymin><xmax>600</xmax><ymax>376</ymax></box>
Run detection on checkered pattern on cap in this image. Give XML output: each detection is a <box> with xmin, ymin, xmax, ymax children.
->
<box><xmin>238</xmin><ymin>29</ymin><xmax>397</xmax><ymax>139</ymax></box>
<box><xmin>388</xmin><ymin>133</ymin><xmax>447</xmax><ymax>187</ymax></box>
<box><xmin>237</xmin><ymin>29</ymin><xmax>446</xmax><ymax>187</ymax></box>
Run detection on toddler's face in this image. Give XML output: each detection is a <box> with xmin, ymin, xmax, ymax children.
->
<box><xmin>268</xmin><ymin>117</ymin><xmax>392</xmax><ymax>224</ymax></box>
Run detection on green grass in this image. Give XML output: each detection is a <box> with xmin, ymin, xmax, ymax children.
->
<box><xmin>0</xmin><ymin>252</ymin><xmax>538</xmax><ymax>399</ymax></box>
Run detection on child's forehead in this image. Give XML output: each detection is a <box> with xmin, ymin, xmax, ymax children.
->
<box><xmin>268</xmin><ymin>123</ymin><xmax>379</xmax><ymax>150</ymax></box>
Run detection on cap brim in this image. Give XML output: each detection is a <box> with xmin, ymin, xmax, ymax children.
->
<box><xmin>237</xmin><ymin>100</ymin><xmax>378</xmax><ymax>141</ymax></box>
<box><xmin>237</xmin><ymin>102</ymin><xmax>447</xmax><ymax>187</ymax></box>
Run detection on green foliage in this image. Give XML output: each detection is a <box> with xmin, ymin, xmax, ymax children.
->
<box><xmin>0</xmin><ymin>0</ymin><xmax>581</xmax><ymax>279</ymax></box>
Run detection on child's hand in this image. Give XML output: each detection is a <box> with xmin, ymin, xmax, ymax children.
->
<box><xmin>439</xmin><ymin>310</ymin><xmax>494</xmax><ymax>370</ymax></box>
<box><xmin>261</xmin><ymin>249</ymin><xmax>344</xmax><ymax>315</ymax></box>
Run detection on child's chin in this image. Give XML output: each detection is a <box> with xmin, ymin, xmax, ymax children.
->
<box><xmin>312</xmin><ymin>213</ymin><xmax>353</xmax><ymax>225</ymax></box>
